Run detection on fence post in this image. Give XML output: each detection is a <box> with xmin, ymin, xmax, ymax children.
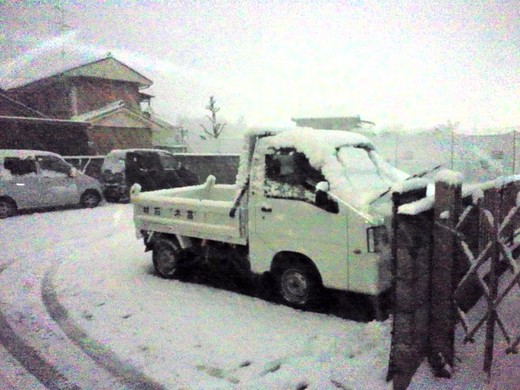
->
<box><xmin>387</xmin><ymin>180</ymin><xmax>431</xmax><ymax>390</ymax></box>
<box><xmin>429</xmin><ymin>172</ymin><xmax>462</xmax><ymax>377</ymax></box>
<box><xmin>500</xmin><ymin>180</ymin><xmax>520</xmax><ymax>244</ymax></box>
<box><xmin>482</xmin><ymin>188</ymin><xmax>501</xmax><ymax>376</ymax></box>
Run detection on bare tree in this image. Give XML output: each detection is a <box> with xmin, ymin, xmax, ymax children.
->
<box><xmin>199</xmin><ymin>96</ymin><xmax>226</xmax><ymax>140</ymax></box>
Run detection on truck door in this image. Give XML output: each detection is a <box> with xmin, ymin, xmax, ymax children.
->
<box><xmin>249</xmin><ymin>147</ymin><xmax>350</xmax><ymax>290</ymax></box>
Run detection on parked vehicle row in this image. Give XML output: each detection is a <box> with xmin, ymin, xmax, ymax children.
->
<box><xmin>0</xmin><ymin>150</ymin><xmax>103</xmax><ymax>218</ymax></box>
<box><xmin>0</xmin><ymin>148</ymin><xmax>200</xmax><ymax>218</ymax></box>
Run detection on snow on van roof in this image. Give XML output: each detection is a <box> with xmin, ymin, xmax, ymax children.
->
<box><xmin>0</xmin><ymin>150</ymin><xmax>62</xmax><ymax>159</ymax></box>
<box><xmin>266</xmin><ymin>128</ymin><xmax>375</xmax><ymax>150</ymax></box>
<box><xmin>106</xmin><ymin>148</ymin><xmax>174</xmax><ymax>157</ymax></box>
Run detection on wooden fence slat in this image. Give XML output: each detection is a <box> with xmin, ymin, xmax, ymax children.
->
<box><xmin>483</xmin><ymin>189</ymin><xmax>501</xmax><ymax>376</ymax></box>
<box><xmin>429</xmin><ymin>179</ymin><xmax>461</xmax><ymax>375</ymax></box>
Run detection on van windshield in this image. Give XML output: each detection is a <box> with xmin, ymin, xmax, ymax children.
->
<box><xmin>159</xmin><ymin>153</ymin><xmax>178</xmax><ymax>169</ymax></box>
<box><xmin>103</xmin><ymin>154</ymin><xmax>125</xmax><ymax>174</ymax></box>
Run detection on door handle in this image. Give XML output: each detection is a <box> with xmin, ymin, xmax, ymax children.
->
<box><xmin>261</xmin><ymin>206</ymin><xmax>272</xmax><ymax>213</ymax></box>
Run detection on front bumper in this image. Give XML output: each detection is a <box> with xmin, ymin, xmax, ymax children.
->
<box><xmin>103</xmin><ymin>184</ymin><xmax>129</xmax><ymax>202</ymax></box>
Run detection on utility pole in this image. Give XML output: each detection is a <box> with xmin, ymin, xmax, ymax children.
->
<box><xmin>513</xmin><ymin>129</ymin><xmax>517</xmax><ymax>175</ymax></box>
<box><xmin>394</xmin><ymin>132</ymin><xmax>399</xmax><ymax>168</ymax></box>
<box><xmin>54</xmin><ymin>2</ymin><xmax>70</xmax><ymax>62</ymax></box>
<box><xmin>450</xmin><ymin>123</ymin><xmax>455</xmax><ymax>170</ymax></box>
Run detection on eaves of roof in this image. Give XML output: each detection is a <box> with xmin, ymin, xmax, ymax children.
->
<box><xmin>72</xmin><ymin>102</ymin><xmax>158</xmax><ymax>128</ymax></box>
<box><xmin>7</xmin><ymin>55</ymin><xmax>153</xmax><ymax>91</ymax></box>
<box><xmin>0</xmin><ymin>92</ymin><xmax>50</xmax><ymax>118</ymax></box>
<box><xmin>0</xmin><ymin>115</ymin><xmax>90</xmax><ymax>127</ymax></box>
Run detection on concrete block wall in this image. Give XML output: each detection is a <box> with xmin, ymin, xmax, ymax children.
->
<box><xmin>174</xmin><ymin>154</ymin><xmax>240</xmax><ymax>185</ymax></box>
<box><xmin>66</xmin><ymin>154</ymin><xmax>241</xmax><ymax>185</ymax></box>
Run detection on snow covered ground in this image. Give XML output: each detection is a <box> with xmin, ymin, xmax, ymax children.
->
<box><xmin>0</xmin><ymin>203</ymin><xmax>518</xmax><ymax>389</ymax></box>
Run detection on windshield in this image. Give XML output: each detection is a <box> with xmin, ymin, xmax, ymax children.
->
<box><xmin>334</xmin><ymin>146</ymin><xmax>407</xmax><ymax>206</ymax></box>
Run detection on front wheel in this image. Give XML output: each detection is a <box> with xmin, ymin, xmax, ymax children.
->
<box><xmin>0</xmin><ymin>198</ymin><xmax>17</xmax><ymax>219</ymax></box>
<box><xmin>80</xmin><ymin>191</ymin><xmax>101</xmax><ymax>208</ymax></box>
<box><xmin>276</xmin><ymin>262</ymin><xmax>322</xmax><ymax>308</ymax></box>
<box><xmin>152</xmin><ymin>239</ymin><xmax>180</xmax><ymax>278</ymax></box>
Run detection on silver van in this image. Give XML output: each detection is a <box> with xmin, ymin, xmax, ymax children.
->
<box><xmin>0</xmin><ymin>150</ymin><xmax>103</xmax><ymax>218</ymax></box>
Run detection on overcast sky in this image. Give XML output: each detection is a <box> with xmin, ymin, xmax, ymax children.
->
<box><xmin>1</xmin><ymin>0</ymin><xmax>519</xmax><ymax>131</ymax></box>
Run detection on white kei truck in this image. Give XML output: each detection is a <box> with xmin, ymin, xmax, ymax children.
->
<box><xmin>131</xmin><ymin>128</ymin><xmax>408</xmax><ymax>308</ymax></box>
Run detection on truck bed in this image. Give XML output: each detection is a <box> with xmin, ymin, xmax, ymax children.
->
<box><xmin>131</xmin><ymin>178</ymin><xmax>246</xmax><ymax>245</ymax></box>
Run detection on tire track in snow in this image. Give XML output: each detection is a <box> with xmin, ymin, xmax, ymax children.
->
<box><xmin>0</xmin><ymin>262</ymin><xmax>80</xmax><ymax>390</ymax></box>
<box><xmin>42</xmin><ymin>262</ymin><xmax>167</xmax><ymax>390</ymax></box>
<box><xmin>0</xmin><ymin>259</ymin><xmax>15</xmax><ymax>274</ymax></box>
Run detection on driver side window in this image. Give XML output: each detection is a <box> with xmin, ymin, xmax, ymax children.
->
<box><xmin>37</xmin><ymin>155</ymin><xmax>71</xmax><ymax>177</ymax></box>
<box><xmin>264</xmin><ymin>148</ymin><xmax>325</xmax><ymax>203</ymax></box>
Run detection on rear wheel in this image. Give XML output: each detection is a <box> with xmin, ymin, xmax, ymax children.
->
<box><xmin>153</xmin><ymin>239</ymin><xmax>180</xmax><ymax>278</ymax></box>
<box><xmin>80</xmin><ymin>191</ymin><xmax>101</xmax><ymax>208</ymax></box>
<box><xmin>275</xmin><ymin>261</ymin><xmax>322</xmax><ymax>308</ymax></box>
<box><xmin>0</xmin><ymin>198</ymin><xmax>17</xmax><ymax>219</ymax></box>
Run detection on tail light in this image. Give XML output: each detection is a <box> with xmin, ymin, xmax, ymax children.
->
<box><xmin>367</xmin><ymin>226</ymin><xmax>388</xmax><ymax>253</ymax></box>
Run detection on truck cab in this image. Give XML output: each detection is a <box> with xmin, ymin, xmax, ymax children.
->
<box><xmin>241</xmin><ymin>130</ymin><xmax>406</xmax><ymax>305</ymax></box>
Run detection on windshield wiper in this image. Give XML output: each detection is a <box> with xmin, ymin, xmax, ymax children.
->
<box><xmin>370</xmin><ymin>164</ymin><xmax>443</xmax><ymax>204</ymax></box>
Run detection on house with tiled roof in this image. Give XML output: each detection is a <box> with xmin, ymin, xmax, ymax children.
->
<box><xmin>4</xmin><ymin>54</ymin><xmax>187</xmax><ymax>155</ymax></box>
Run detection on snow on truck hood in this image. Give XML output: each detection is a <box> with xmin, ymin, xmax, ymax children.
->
<box><xmin>237</xmin><ymin>128</ymin><xmax>408</xmax><ymax>216</ymax></box>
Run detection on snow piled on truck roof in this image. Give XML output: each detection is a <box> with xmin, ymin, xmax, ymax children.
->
<box><xmin>266</xmin><ymin>128</ymin><xmax>375</xmax><ymax>150</ymax></box>
<box><xmin>235</xmin><ymin>128</ymin><xmax>405</xmax><ymax>215</ymax></box>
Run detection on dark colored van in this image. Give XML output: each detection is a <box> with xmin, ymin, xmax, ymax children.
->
<box><xmin>101</xmin><ymin>149</ymin><xmax>199</xmax><ymax>202</ymax></box>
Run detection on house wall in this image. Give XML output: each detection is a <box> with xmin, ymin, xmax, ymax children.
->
<box><xmin>86</xmin><ymin>126</ymin><xmax>153</xmax><ymax>155</ymax></box>
<box><xmin>0</xmin><ymin>99</ymin><xmax>38</xmax><ymax>117</ymax></box>
<box><xmin>74</xmin><ymin>78</ymin><xmax>142</xmax><ymax>114</ymax></box>
<box><xmin>10</xmin><ymin>77</ymin><xmax>143</xmax><ymax>119</ymax></box>
<box><xmin>12</xmin><ymin>82</ymin><xmax>72</xmax><ymax>118</ymax></box>
<box><xmin>0</xmin><ymin>118</ymin><xmax>90</xmax><ymax>155</ymax></box>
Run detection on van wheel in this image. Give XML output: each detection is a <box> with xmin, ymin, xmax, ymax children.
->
<box><xmin>80</xmin><ymin>191</ymin><xmax>101</xmax><ymax>208</ymax></box>
<box><xmin>0</xmin><ymin>198</ymin><xmax>17</xmax><ymax>219</ymax></box>
<box><xmin>153</xmin><ymin>239</ymin><xmax>180</xmax><ymax>278</ymax></box>
<box><xmin>275</xmin><ymin>262</ymin><xmax>322</xmax><ymax>308</ymax></box>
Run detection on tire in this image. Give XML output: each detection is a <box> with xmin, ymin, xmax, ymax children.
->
<box><xmin>103</xmin><ymin>191</ymin><xmax>119</xmax><ymax>203</ymax></box>
<box><xmin>275</xmin><ymin>261</ymin><xmax>322</xmax><ymax>308</ymax></box>
<box><xmin>152</xmin><ymin>239</ymin><xmax>180</xmax><ymax>278</ymax></box>
<box><xmin>0</xmin><ymin>198</ymin><xmax>17</xmax><ymax>219</ymax></box>
<box><xmin>80</xmin><ymin>191</ymin><xmax>101</xmax><ymax>208</ymax></box>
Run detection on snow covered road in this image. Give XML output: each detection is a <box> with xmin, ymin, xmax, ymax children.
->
<box><xmin>0</xmin><ymin>204</ymin><xmax>517</xmax><ymax>389</ymax></box>
<box><xmin>0</xmin><ymin>207</ymin><xmax>164</xmax><ymax>389</ymax></box>
<box><xmin>0</xmin><ymin>205</ymin><xmax>392</xmax><ymax>389</ymax></box>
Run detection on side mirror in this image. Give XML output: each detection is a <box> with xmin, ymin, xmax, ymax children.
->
<box><xmin>315</xmin><ymin>181</ymin><xmax>329</xmax><ymax>193</ymax></box>
<box><xmin>69</xmin><ymin>167</ymin><xmax>78</xmax><ymax>178</ymax></box>
<box><xmin>315</xmin><ymin>181</ymin><xmax>339</xmax><ymax>213</ymax></box>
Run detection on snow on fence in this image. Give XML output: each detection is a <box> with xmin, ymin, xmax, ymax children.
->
<box><xmin>387</xmin><ymin>173</ymin><xmax>520</xmax><ymax>390</ymax></box>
